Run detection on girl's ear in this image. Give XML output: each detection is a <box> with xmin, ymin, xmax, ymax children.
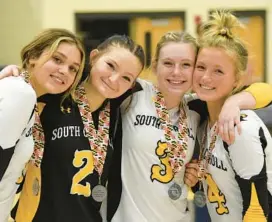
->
<box><xmin>151</xmin><ymin>60</ymin><xmax>157</xmax><ymax>74</ymax></box>
<box><xmin>89</xmin><ymin>49</ymin><xmax>99</xmax><ymax>66</ymax></box>
<box><xmin>28</xmin><ymin>57</ymin><xmax>37</xmax><ymax>69</ymax></box>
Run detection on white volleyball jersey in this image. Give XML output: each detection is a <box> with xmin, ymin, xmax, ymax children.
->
<box><xmin>112</xmin><ymin>79</ymin><xmax>200</xmax><ymax>222</ymax></box>
<box><xmin>199</xmin><ymin>110</ymin><xmax>272</xmax><ymax>222</ymax></box>
<box><xmin>0</xmin><ymin>77</ymin><xmax>36</xmax><ymax>222</ymax></box>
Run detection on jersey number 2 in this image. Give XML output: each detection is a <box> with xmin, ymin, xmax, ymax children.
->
<box><xmin>70</xmin><ymin>150</ymin><xmax>94</xmax><ymax>197</ymax></box>
<box><xmin>206</xmin><ymin>173</ymin><xmax>229</xmax><ymax>215</ymax></box>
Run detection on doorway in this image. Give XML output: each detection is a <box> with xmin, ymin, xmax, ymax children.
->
<box><xmin>209</xmin><ymin>10</ymin><xmax>267</xmax><ymax>82</ymax></box>
<box><xmin>75</xmin><ymin>12</ymin><xmax>185</xmax><ymax>82</ymax></box>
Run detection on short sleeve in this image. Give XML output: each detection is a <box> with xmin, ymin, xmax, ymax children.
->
<box><xmin>228</xmin><ymin>113</ymin><xmax>266</xmax><ymax>179</ymax></box>
<box><xmin>0</xmin><ymin>77</ymin><xmax>36</xmax><ymax>148</ymax></box>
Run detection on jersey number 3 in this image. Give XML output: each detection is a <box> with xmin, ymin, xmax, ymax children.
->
<box><xmin>70</xmin><ymin>150</ymin><xmax>94</xmax><ymax>197</ymax></box>
<box><xmin>206</xmin><ymin>173</ymin><xmax>229</xmax><ymax>215</ymax></box>
<box><xmin>150</xmin><ymin>141</ymin><xmax>173</xmax><ymax>183</ymax></box>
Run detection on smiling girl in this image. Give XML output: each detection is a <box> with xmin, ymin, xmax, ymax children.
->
<box><xmin>193</xmin><ymin>10</ymin><xmax>272</xmax><ymax>221</ymax></box>
<box><xmin>0</xmin><ymin>28</ymin><xmax>85</xmax><ymax>222</ymax></box>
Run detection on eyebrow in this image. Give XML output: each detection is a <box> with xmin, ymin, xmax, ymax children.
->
<box><xmin>109</xmin><ymin>59</ymin><xmax>119</xmax><ymax>68</ymax></box>
<box><xmin>162</xmin><ymin>57</ymin><xmax>193</xmax><ymax>62</ymax></box>
<box><xmin>125</xmin><ymin>72</ymin><xmax>134</xmax><ymax>78</ymax></box>
<box><xmin>109</xmin><ymin>58</ymin><xmax>135</xmax><ymax>78</ymax></box>
<box><xmin>55</xmin><ymin>51</ymin><xmax>80</xmax><ymax>67</ymax></box>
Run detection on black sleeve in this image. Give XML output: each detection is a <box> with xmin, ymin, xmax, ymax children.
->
<box><xmin>112</xmin><ymin>81</ymin><xmax>143</xmax><ymax>107</ymax></box>
<box><xmin>0</xmin><ymin>145</ymin><xmax>16</xmax><ymax>181</ymax></box>
<box><xmin>107</xmin><ymin>110</ymin><xmax>123</xmax><ymax>221</ymax></box>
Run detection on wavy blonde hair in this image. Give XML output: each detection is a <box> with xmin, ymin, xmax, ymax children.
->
<box><xmin>21</xmin><ymin>28</ymin><xmax>86</xmax><ymax>100</ymax></box>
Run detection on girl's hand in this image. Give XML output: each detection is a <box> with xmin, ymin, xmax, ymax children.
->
<box><xmin>0</xmin><ymin>65</ymin><xmax>20</xmax><ymax>80</ymax></box>
<box><xmin>217</xmin><ymin>98</ymin><xmax>242</xmax><ymax>145</ymax></box>
<box><xmin>184</xmin><ymin>159</ymin><xmax>199</xmax><ymax>187</ymax></box>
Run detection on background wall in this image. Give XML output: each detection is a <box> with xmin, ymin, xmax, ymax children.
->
<box><xmin>0</xmin><ymin>0</ymin><xmax>43</xmax><ymax>65</ymax></box>
<box><xmin>0</xmin><ymin>0</ymin><xmax>271</xmax><ymax>83</ymax></box>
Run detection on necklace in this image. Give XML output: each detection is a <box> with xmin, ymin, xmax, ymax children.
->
<box><xmin>194</xmin><ymin>122</ymin><xmax>217</xmax><ymax>207</ymax></box>
<box><xmin>198</xmin><ymin>122</ymin><xmax>217</xmax><ymax>178</ymax></box>
<box><xmin>153</xmin><ymin>87</ymin><xmax>189</xmax><ymax>175</ymax></box>
<box><xmin>21</xmin><ymin>71</ymin><xmax>44</xmax><ymax>168</ymax></box>
<box><xmin>74</xmin><ymin>84</ymin><xmax>110</xmax><ymax>202</ymax></box>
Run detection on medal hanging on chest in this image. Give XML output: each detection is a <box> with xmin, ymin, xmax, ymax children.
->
<box><xmin>21</xmin><ymin>71</ymin><xmax>44</xmax><ymax>197</ymax></box>
<box><xmin>75</xmin><ymin>85</ymin><xmax>110</xmax><ymax>202</ymax></box>
<box><xmin>153</xmin><ymin>87</ymin><xmax>189</xmax><ymax>200</ymax></box>
<box><xmin>194</xmin><ymin>122</ymin><xmax>217</xmax><ymax>207</ymax></box>
<box><xmin>21</xmin><ymin>71</ymin><xmax>44</xmax><ymax>167</ymax></box>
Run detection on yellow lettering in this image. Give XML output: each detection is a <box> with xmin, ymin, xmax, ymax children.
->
<box><xmin>151</xmin><ymin>141</ymin><xmax>173</xmax><ymax>183</ymax></box>
<box><xmin>206</xmin><ymin>173</ymin><xmax>229</xmax><ymax>215</ymax></box>
<box><xmin>70</xmin><ymin>150</ymin><xmax>94</xmax><ymax>197</ymax></box>
<box><xmin>16</xmin><ymin>163</ymin><xmax>28</xmax><ymax>185</ymax></box>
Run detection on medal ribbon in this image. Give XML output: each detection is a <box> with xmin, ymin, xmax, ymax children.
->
<box><xmin>21</xmin><ymin>71</ymin><xmax>44</xmax><ymax>167</ymax></box>
<box><xmin>153</xmin><ymin>87</ymin><xmax>189</xmax><ymax>175</ymax></box>
<box><xmin>198</xmin><ymin>122</ymin><xmax>217</xmax><ymax>177</ymax></box>
<box><xmin>75</xmin><ymin>84</ymin><xmax>110</xmax><ymax>176</ymax></box>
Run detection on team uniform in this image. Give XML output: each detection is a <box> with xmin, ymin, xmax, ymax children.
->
<box><xmin>111</xmin><ymin>79</ymin><xmax>201</xmax><ymax>222</ymax></box>
<box><xmin>11</xmin><ymin>87</ymin><xmax>127</xmax><ymax>222</ymax></box>
<box><xmin>0</xmin><ymin>77</ymin><xmax>36</xmax><ymax>222</ymax></box>
<box><xmin>198</xmin><ymin>110</ymin><xmax>272</xmax><ymax>222</ymax></box>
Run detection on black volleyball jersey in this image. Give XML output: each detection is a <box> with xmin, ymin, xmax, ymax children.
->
<box><xmin>30</xmin><ymin>93</ymin><xmax>122</xmax><ymax>222</ymax></box>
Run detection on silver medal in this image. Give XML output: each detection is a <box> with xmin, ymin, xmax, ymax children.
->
<box><xmin>32</xmin><ymin>177</ymin><xmax>40</xmax><ymax>196</ymax></box>
<box><xmin>92</xmin><ymin>185</ymin><xmax>107</xmax><ymax>202</ymax></box>
<box><xmin>168</xmin><ymin>183</ymin><xmax>182</xmax><ymax>200</ymax></box>
<box><xmin>194</xmin><ymin>190</ymin><xmax>206</xmax><ymax>208</ymax></box>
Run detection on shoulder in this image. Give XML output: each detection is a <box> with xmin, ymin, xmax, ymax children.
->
<box><xmin>236</xmin><ymin>110</ymin><xmax>264</xmax><ymax>140</ymax></box>
<box><xmin>136</xmin><ymin>78</ymin><xmax>153</xmax><ymax>90</ymax></box>
<box><xmin>183</xmin><ymin>93</ymin><xmax>207</xmax><ymax>122</ymax></box>
<box><xmin>135</xmin><ymin>78</ymin><xmax>157</xmax><ymax>99</ymax></box>
<box><xmin>0</xmin><ymin>77</ymin><xmax>36</xmax><ymax>105</ymax></box>
<box><xmin>111</xmin><ymin>78</ymin><xmax>146</xmax><ymax>107</ymax></box>
<box><xmin>0</xmin><ymin>76</ymin><xmax>36</xmax><ymax>97</ymax></box>
<box><xmin>226</xmin><ymin>111</ymin><xmax>268</xmax><ymax>178</ymax></box>
<box><xmin>183</xmin><ymin>93</ymin><xmax>198</xmax><ymax>104</ymax></box>
<box><xmin>226</xmin><ymin>110</ymin><xmax>266</xmax><ymax>159</ymax></box>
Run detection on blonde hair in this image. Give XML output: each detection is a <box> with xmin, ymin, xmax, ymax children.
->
<box><xmin>154</xmin><ymin>31</ymin><xmax>198</xmax><ymax>64</ymax></box>
<box><xmin>21</xmin><ymin>28</ymin><xmax>86</xmax><ymax>100</ymax></box>
<box><xmin>198</xmin><ymin>10</ymin><xmax>248</xmax><ymax>94</ymax></box>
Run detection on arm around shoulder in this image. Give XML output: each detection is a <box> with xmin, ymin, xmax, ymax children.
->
<box><xmin>244</xmin><ymin>82</ymin><xmax>272</xmax><ymax>109</ymax></box>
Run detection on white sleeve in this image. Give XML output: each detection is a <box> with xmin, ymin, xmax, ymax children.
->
<box><xmin>228</xmin><ymin>117</ymin><xmax>265</xmax><ymax>180</ymax></box>
<box><xmin>0</xmin><ymin>77</ymin><xmax>36</xmax><ymax>149</ymax></box>
<box><xmin>183</xmin><ymin>93</ymin><xmax>199</xmax><ymax>104</ymax></box>
<box><xmin>120</xmin><ymin>79</ymin><xmax>146</xmax><ymax>113</ymax></box>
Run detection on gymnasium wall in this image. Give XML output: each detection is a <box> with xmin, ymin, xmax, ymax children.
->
<box><xmin>0</xmin><ymin>0</ymin><xmax>43</xmax><ymax>65</ymax></box>
<box><xmin>0</xmin><ymin>0</ymin><xmax>271</xmax><ymax>83</ymax></box>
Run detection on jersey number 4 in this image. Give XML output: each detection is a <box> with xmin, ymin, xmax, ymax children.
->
<box><xmin>206</xmin><ymin>173</ymin><xmax>229</xmax><ymax>215</ymax></box>
<box><xmin>70</xmin><ymin>150</ymin><xmax>94</xmax><ymax>197</ymax></box>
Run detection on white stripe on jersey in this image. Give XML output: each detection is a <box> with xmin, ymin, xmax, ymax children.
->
<box><xmin>0</xmin><ymin>77</ymin><xmax>36</xmax><ymax>222</ymax></box>
<box><xmin>112</xmin><ymin>79</ymin><xmax>200</xmax><ymax>222</ymax></box>
<box><xmin>199</xmin><ymin>110</ymin><xmax>272</xmax><ymax>222</ymax></box>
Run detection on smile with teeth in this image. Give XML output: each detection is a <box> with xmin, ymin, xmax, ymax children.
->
<box><xmin>167</xmin><ymin>80</ymin><xmax>185</xmax><ymax>85</ymax></box>
<box><xmin>51</xmin><ymin>75</ymin><xmax>65</xmax><ymax>84</ymax></box>
<box><xmin>200</xmin><ymin>84</ymin><xmax>214</xmax><ymax>90</ymax></box>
